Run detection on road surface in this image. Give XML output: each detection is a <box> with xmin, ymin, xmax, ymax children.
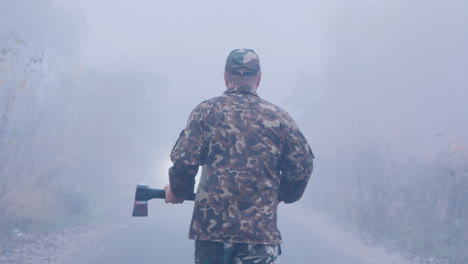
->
<box><xmin>69</xmin><ymin>202</ymin><xmax>404</xmax><ymax>264</ymax></box>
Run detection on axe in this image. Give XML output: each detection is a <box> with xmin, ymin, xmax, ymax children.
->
<box><xmin>132</xmin><ymin>183</ymin><xmax>196</xmax><ymax>217</ymax></box>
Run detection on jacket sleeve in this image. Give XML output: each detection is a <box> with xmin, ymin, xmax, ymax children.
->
<box><xmin>169</xmin><ymin>104</ymin><xmax>207</xmax><ymax>199</ymax></box>
<box><xmin>278</xmin><ymin>121</ymin><xmax>314</xmax><ymax>204</ymax></box>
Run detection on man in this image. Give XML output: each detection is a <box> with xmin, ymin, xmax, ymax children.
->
<box><xmin>165</xmin><ymin>49</ymin><xmax>314</xmax><ymax>264</ymax></box>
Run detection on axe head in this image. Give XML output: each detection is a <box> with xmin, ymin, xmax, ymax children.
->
<box><xmin>132</xmin><ymin>184</ymin><xmax>149</xmax><ymax>217</ymax></box>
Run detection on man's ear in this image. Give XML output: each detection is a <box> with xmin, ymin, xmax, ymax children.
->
<box><xmin>224</xmin><ymin>71</ymin><xmax>229</xmax><ymax>87</ymax></box>
<box><xmin>256</xmin><ymin>72</ymin><xmax>262</xmax><ymax>87</ymax></box>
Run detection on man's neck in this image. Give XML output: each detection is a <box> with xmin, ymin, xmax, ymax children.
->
<box><xmin>225</xmin><ymin>85</ymin><xmax>257</xmax><ymax>94</ymax></box>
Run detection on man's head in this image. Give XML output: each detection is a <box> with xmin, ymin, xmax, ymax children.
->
<box><xmin>224</xmin><ymin>49</ymin><xmax>261</xmax><ymax>90</ymax></box>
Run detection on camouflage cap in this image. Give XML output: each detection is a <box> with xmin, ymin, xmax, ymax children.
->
<box><xmin>225</xmin><ymin>49</ymin><xmax>261</xmax><ymax>76</ymax></box>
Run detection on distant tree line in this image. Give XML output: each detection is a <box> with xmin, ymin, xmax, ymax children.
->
<box><xmin>0</xmin><ymin>32</ymin><xmax>80</xmax><ymax>232</ymax></box>
<box><xmin>307</xmin><ymin>138</ymin><xmax>468</xmax><ymax>263</ymax></box>
<box><xmin>0</xmin><ymin>31</ymin><xmax>166</xmax><ymax>236</ymax></box>
<box><xmin>292</xmin><ymin>1</ymin><xmax>468</xmax><ymax>263</ymax></box>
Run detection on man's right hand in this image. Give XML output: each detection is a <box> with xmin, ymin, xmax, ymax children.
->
<box><xmin>164</xmin><ymin>184</ymin><xmax>185</xmax><ymax>204</ymax></box>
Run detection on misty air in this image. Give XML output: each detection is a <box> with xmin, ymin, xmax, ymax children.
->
<box><xmin>1</xmin><ymin>1</ymin><xmax>467</xmax><ymax>264</ymax></box>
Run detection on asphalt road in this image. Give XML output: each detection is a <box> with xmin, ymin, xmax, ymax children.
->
<box><xmin>69</xmin><ymin>202</ymin><xmax>391</xmax><ymax>264</ymax></box>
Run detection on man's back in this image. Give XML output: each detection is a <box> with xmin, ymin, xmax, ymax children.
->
<box><xmin>166</xmin><ymin>48</ymin><xmax>314</xmax><ymax>263</ymax></box>
<box><xmin>170</xmin><ymin>85</ymin><xmax>314</xmax><ymax>244</ymax></box>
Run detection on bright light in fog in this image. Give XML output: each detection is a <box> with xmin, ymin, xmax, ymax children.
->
<box><xmin>153</xmin><ymin>150</ymin><xmax>200</xmax><ymax>192</ymax></box>
<box><xmin>153</xmin><ymin>154</ymin><xmax>172</xmax><ymax>188</ymax></box>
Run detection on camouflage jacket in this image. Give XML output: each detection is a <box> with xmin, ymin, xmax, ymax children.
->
<box><xmin>169</xmin><ymin>85</ymin><xmax>314</xmax><ymax>244</ymax></box>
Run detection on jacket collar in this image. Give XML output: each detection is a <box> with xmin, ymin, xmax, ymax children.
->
<box><xmin>224</xmin><ymin>86</ymin><xmax>259</xmax><ymax>96</ymax></box>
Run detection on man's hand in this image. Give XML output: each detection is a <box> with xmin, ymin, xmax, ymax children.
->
<box><xmin>164</xmin><ymin>184</ymin><xmax>185</xmax><ymax>204</ymax></box>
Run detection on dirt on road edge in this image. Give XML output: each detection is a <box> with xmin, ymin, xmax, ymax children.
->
<box><xmin>0</xmin><ymin>222</ymin><xmax>123</xmax><ymax>264</ymax></box>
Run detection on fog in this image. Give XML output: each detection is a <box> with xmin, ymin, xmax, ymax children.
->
<box><xmin>1</xmin><ymin>0</ymin><xmax>467</xmax><ymax>263</ymax></box>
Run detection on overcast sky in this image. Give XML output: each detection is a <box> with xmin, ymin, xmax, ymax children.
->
<box><xmin>2</xmin><ymin>0</ymin><xmax>467</xmax><ymax>186</ymax></box>
<box><xmin>70</xmin><ymin>0</ymin><xmax>333</xmax><ymax>103</ymax></box>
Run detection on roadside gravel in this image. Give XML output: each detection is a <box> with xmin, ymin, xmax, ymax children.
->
<box><xmin>0</xmin><ymin>223</ymin><xmax>116</xmax><ymax>264</ymax></box>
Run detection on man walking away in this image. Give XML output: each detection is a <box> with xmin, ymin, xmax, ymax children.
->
<box><xmin>165</xmin><ymin>49</ymin><xmax>314</xmax><ymax>264</ymax></box>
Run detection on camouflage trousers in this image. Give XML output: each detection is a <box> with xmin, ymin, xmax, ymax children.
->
<box><xmin>195</xmin><ymin>240</ymin><xmax>281</xmax><ymax>264</ymax></box>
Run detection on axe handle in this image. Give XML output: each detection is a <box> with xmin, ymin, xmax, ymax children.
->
<box><xmin>135</xmin><ymin>186</ymin><xmax>196</xmax><ymax>201</ymax></box>
<box><xmin>148</xmin><ymin>188</ymin><xmax>196</xmax><ymax>201</ymax></box>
